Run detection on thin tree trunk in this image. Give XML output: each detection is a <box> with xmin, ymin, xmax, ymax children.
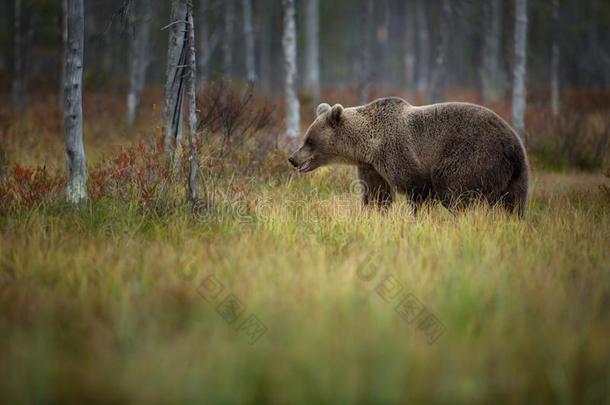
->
<box><xmin>404</xmin><ymin>0</ymin><xmax>416</xmax><ymax>92</ymax></box>
<box><xmin>358</xmin><ymin>0</ymin><xmax>374</xmax><ymax>104</ymax></box>
<box><xmin>60</xmin><ymin>0</ymin><xmax>68</xmax><ymax>110</ymax></box>
<box><xmin>481</xmin><ymin>0</ymin><xmax>503</xmax><ymax>104</ymax></box>
<box><xmin>512</xmin><ymin>0</ymin><xmax>528</xmax><ymax>139</ymax></box>
<box><xmin>126</xmin><ymin>0</ymin><xmax>152</xmax><ymax>128</ymax></box>
<box><xmin>584</xmin><ymin>0</ymin><xmax>598</xmax><ymax>88</ymax></box>
<box><xmin>550</xmin><ymin>0</ymin><xmax>560</xmax><ymax>117</ymax></box>
<box><xmin>282</xmin><ymin>0</ymin><xmax>300</xmax><ymax>139</ymax></box>
<box><xmin>64</xmin><ymin>0</ymin><xmax>87</xmax><ymax>207</ymax></box>
<box><xmin>259</xmin><ymin>0</ymin><xmax>274</xmax><ymax>93</ymax></box>
<box><xmin>223</xmin><ymin>0</ymin><xmax>234</xmax><ymax>79</ymax></box>
<box><xmin>242</xmin><ymin>0</ymin><xmax>256</xmax><ymax>82</ymax></box>
<box><xmin>197</xmin><ymin>0</ymin><xmax>209</xmax><ymax>85</ymax></box>
<box><xmin>304</xmin><ymin>0</ymin><xmax>320</xmax><ymax>103</ymax></box>
<box><xmin>197</xmin><ymin>0</ymin><xmax>219</xmax><ymax>87</ymax></box>
<box><xmin>163</xmin><ymin>0</ymin><xmax>189</xmax><ymax>158</ymax></box>
<box><xmin>429</xmin><ymin>0</ymin><xmax>452</xmax><ymax>103</ymax></box>
<box><xmin>415</xmin><ymin>0</ymin><xmax>430</xmax><ymax>94</ymax></box>
<box><xmin>378</xmin><ymin>0</ymin><xmax>390</xmax><ymax>81</ymax></box>
<box><xmin>186</xmin><ymin>4</ymin><xmax>199</xmax><ymax>203</ymax></box>
<box><xmin>109</xmin><ymin>22</ymin><xmax>120</xmax><ymax>100</ymax></box>
<box><xmin>12</xmin><ymin>0</ymin><xmax>26</xmax><ymax>110</ymax></box>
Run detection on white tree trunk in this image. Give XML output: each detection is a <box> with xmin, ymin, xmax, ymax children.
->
<box><xmin>282</xmin><ymin>0</ymin><xmax>300</xmax><ymax>139</ymax></box>
<box><xmin>197</xmin><ymin>0</ymin><xmax>220</xmax><ymax>87</ymax></box>
<box><xmin>223</xmin><ymin>0</ymin><xmax>235</xmax><ymax>79</ymax></box>
<box><xmin>63</xmin><ymin>0</ymin><xmax>87</xmax><ymax>207</ymax></box>
<box><xmin>550</xmin><ymin>0</ymin><xmax>560</xmax><ymax>117</ymax></box>
<box><xmin>12</xmin><ymin>0</ymin><xmax>26</xmax><ymax>110</ymax></box>
<box><xmin>242</xmin><ymin>0</ymin><xmax>256</xmax><ymax>82</ymax></box>
<box><xmin>481</xmin><ymin>0</ymin><xmax>504</xmax><ymax>104</ymax></box>
<box><xmin>126</xmin><ymin>0</ymin><xmax>152</xmax><ymax>127</ymax></box>
<box><xmin>429</xmin><ymin>0</ymin><xmax>452</xmax><ymax>103</ymax></box>
<box><xmin>512</xmin><ymin>0</ymin><xmax>528</xmax><ymax>139</ymax></box>
<box><xmin>259</xmin><ymin>0</ymin><xmax>273</xmax><ymax>93</ymax></box>
<box><xmin>415</xmin><ymin>0</ymin><xmax>430</xmax><ymax>93</ymax></box>
<box><xmin>404</xmin><ymin>0</ymin><xmax>416</xmax><ymax>91</ymax></box>
<box><xmin>163</xmin><ymin>0</ymin><xmax>189</xmax><ymax>157</ymax></box>
<box><xmin>379</xmin><ymin>0</ymin><xmax>390</xmax><ymax>74</ymax></box>
<box><xmin>186</xmin><ymin>5</ymin><xmax>199</xmax><ymax>203</ymax></box>
<box><xmin>358</xmin><ymin>0</ymin><xmax>374</xmax><ymax>104</ymax></box>
<box><xmin>197</xmin><ymin>0</ymin><xmax>209</xmax><ymax>85</ymax></box>
<box><xmin>60</xmin><ymin>0</ymin><xmax>68</xmax><ymax>110</ymax></box>
<box><xmin>304</xmin><ymin>0</ymin><xmax>320</xmax><ymax>103</ymax></box>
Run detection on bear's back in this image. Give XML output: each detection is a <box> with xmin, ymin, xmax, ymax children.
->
<box><xmin>404</xmin><ymin>102</ymin><xmax>524</xmax><ymax>171</ymax></box>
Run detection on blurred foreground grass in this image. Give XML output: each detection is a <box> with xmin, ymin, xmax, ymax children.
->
<box><xmin>1</xmin><ymin>168</ymin><xmax>609</xmax><ymax>403</ymax></box>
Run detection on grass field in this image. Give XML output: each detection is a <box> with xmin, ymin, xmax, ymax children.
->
<box><xmin>1</xmin><ymin>91</ymin><xmax>610</xmax><ymax>403</ymax></box>
<box><xmin>1</xmin><ymin>160</ymin><xmax>609</xmax><ymax>402</ymax></box>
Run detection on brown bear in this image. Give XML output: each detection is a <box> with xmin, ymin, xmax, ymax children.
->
<box><xmin>288</xmin><ymin>97</ymin><xmax>529</xmax><ymax>216</ymax></box>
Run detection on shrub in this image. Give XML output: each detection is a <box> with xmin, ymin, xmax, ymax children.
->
<box><xmin>529</xmin><ymin>111</ymin><xmax>609</xmax><ymax>171</ymax></box>
<box><xmin>89</xmin><ymin>134</ymin><xmax>172</xmax><ymax>210</ymax></box>
<box><xmin>0</xmin><ymin>164</ymin><xmax>64</xmax><ymax>210</ymax></box>
<box><xmin>196</xmin><ymin>82</ymin><xmax>286</xmax><ymax>180</ymax></box>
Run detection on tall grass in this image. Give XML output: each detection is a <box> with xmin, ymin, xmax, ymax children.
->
<box><xmin>1</xmin><ymin>168</ymin><xmax>609</xmax><ymax>403</ymax></box>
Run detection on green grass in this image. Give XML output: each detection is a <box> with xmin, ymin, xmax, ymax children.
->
<box><xmin>1</xmin><ymin>168</ymin><xmax>609</xmax><ymax>403</ymax></box>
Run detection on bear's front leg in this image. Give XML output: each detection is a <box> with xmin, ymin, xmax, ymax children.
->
<box><xmin>357</xmin><ymin>166</ymin><xmax>394</xmax><ymax>209</ymax></box>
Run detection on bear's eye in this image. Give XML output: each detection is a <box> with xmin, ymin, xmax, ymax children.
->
<box><xmin>305</xmin><ymin>138</ymin><xmax>315</xmax><ymax>147</ymax></box>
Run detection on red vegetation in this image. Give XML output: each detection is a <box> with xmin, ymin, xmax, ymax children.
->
<box><xmin>89</xmin><ymin>135</ymin><xmax>170</xmax><ymax>208</ymax></box>
<box><xmin>0</xmin><ymin>164</ymin><xmax>64</xmax><ymax>209</ymax></box>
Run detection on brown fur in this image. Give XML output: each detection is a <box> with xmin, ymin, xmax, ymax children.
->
<box><xmin>289</xmin><ymin>97</ymin><xmax>529</xmax><ymax>216</ymax></box>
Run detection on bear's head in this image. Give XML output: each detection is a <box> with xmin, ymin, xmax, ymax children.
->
<box><xmin>288</xmin><ymin>103</ymin><xmax>347</xmax><ymax>173</ymax></box>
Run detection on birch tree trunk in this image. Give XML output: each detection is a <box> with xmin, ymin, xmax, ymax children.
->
<box><xmin>429</xmin><ymin>0</ymin><xmax>452</xmax><ymax>103</ymax></box>
<box><xmin>197</xmin><ymin>0</ymin><xmax>209</xmax><ymax>85</ymax></box>
<box><xmin>358</xmin><ymin>0</ymin><xmax>374</xmax><ymax>104</ymax></box>
<box><xmin>63</xmin><ymin>0</ymin><xmax>87</xmax><ymax>207</ymax></box>
<box><xmin>108</xmin><ymin>21</ymin><xmax>120</xmax><ymax>100</ymax></box>
<box><xmin>415</xmin><ymin>0</ymin><xmax>430</xmax><ymax>94</ymax></box>
<box><xmin>481</xmin><ymin>0</ymin><xmax>503</xmax><ymax>104</ymax></box>
<box><xmin>60</xmin><ymin>0</ymin><xmax>68</xmax><ymax>110</ymax></box>
<box><xmin>304</xmin><ymin>0</ymin><xmax>320</xmax><ymax>103</ymax></box>
<box><xmin>223</xmin><ymin>0</ymin><xmax>235</xmax><ymax>80</ymax></box>
<box><xmin>126</xmin><ymin>0</ymin><xmax>152</xmax><ymax>128</ymax></box>
<box><xmin>197</xmin><ymin>0</ymin><xmax>219</xmax><ymax>86</ymax></box>
<box><xmin>403</xmin><ymin>0</ymin><xmax>416</xmax><ymax>92</ymax></box>
<box><xmin>242</xmin><ymin>0</ymin><xmax>256</xmax><ymax>82</ymax></box>
<box><xmin>259</xmin><ymin>0</ymin><xmax>273</xmax><ymax>93</ymax></box>
<box><xmin>163</xmin><ymin>0</ymin><xmax>189</xmax><ymax>158</ymax></box>
<box><xmin>282</xmin><ymin>0</ymin><xmax>300</xmax><ymax>139</ymax></box>
<box><xmin>378</xmin><ymin>0</ymin><xmax>390</xmax><ymax>78</ymax></box>
<box><xmin>186</xmin><ymin>4</ymin><xmax>199</xmax><ymax>203</ymax></box>
<box><xmin>12</xmin><ymin>0</ymin><xmax>26</xmax><ymax>110</ymax></box>
<box><xmin>550</xmin><ymin>0</ymin><xmax>560</xmax><ymax>117</ymax></box>
<box><xmin>512</xmin><ymin>0</ymin><xmax>528</xmax><ymax>139</ymax></box>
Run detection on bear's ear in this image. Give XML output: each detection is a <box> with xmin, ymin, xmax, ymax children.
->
<box><xmin>329</xmin><ymin>104</ymin><xmax>344</xmax><ymax>125</ymax></box>
<box><xmin>316</xmin><ymin>103</ymin><xmax>331</xmax><ymax>116</ymax></box>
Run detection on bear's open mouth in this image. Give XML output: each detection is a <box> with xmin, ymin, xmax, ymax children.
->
<box><xmin>298</xmin><ymin>159</ymin><xmax>313</xmax><ymax>173</ymax></box>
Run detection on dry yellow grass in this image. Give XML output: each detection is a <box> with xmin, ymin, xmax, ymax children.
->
<box><xmin>1</xmin><ymin>165</ymin><xmax>609</xmax><ymax>403</ymax></box>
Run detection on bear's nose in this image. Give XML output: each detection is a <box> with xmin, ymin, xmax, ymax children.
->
<box><xmin>288</xmin><ymin>156</ymin><xmax>298</xmax><ymax>167</ymax></box>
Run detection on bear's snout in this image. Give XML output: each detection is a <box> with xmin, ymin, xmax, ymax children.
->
<box><xmin>288</xmin><ymin>156</ymin><xmax>298</xmax><ymax>167</ymax></box>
